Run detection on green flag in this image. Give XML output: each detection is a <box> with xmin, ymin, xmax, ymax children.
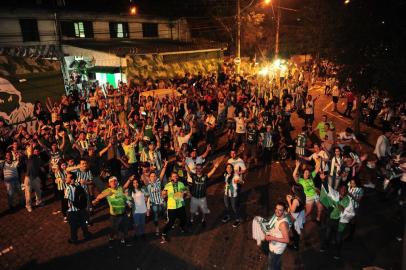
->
<box><xmin>320</xmin><ymin>185</ymin><xmax>339</xmax><ymax>208</ymax></box>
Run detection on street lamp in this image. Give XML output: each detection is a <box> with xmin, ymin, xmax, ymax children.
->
<box><xmin>130</xmin><ymin>5</ymin><xmax>137</xmax><ymax>15</ymax></box>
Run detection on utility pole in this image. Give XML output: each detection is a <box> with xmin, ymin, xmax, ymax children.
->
<box><xmin>275</xmin><ymin>0</ymin><xmax>280</xmax><ymax>58</ymax></box>
<box><xmin>236</xmin><ymin>0</ymin><xmax>241</xmax><ymax>74</ymax></box>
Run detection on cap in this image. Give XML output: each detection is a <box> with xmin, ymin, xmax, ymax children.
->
<box><xmin>108</xmin><ymin>176</ymin><xmax>118</xmax><ymax>182</ymax></box>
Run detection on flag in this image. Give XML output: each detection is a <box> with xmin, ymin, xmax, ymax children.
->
<box><xmin>320</xmin><ymin>185</ymin><xmax>339</xmax><ymax>208</ymax></box>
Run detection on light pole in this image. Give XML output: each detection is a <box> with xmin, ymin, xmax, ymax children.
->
<box><xmin>236</xmin><ymin>0</ymin><xmax>241</xmax><ymax>73</ymax></box>
<box><xmin>274</xmin><ymin>0</ymin><xmax>280</xmax><ymax>58</ymax></box>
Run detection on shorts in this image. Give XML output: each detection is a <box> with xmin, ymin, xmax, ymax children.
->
<box><xmin>190</xmin><ymin>197</ymin><xmax>210</xmax><ymax>214</ymax></box>
<box><xmin>306</xmin><ymin>195</ymin><xmax>319</xmax><ymax>204</ymax></box>
<box><xmin>333</xmin><ymin>96</ymin><xmax>339</xmax><ymax>103</ymax></box>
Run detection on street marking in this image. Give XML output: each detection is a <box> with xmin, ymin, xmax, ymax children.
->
<box><xmin>322</xmin><ymin>101</ymin><xmax>352</xmax><ymax>125</ymax></box>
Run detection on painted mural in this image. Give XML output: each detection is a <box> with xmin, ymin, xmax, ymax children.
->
<box><xmin>126</xmin><ymin>52</ymin><xmax>222</xmax><ymax>81</ymax></box>
<box><xmin>0</xmin><ymin>54</ymin><xmax>64</xmax><ymax>126</ymax></box>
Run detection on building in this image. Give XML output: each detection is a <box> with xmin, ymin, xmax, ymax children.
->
<box><xmin>0</xmin><ymin>8</ymin><xmax>226</xmax><ymax>124</ymax></box>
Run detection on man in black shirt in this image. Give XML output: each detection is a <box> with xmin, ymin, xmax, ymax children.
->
<box><xmin>244</xmin><ymin>121</ymin><xmax>260</xmax><ymax>168</ymax></box>
<box><xmin>24</xmin><ymin>146</ymin><xmax>43</xmax><ymax>212</ymax></box>
<box><xmin>187</xmin><ymin>161</ymin><xmax>220</xmax><ymax>226</ymax></box>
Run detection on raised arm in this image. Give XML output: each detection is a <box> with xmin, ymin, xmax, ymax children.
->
<box><xmin>159</xmin><ymin>160</ymin><xmax>168</xmax><ymax>180</ymax></box>
<box><xmin>207</xmin><ymin>160</ymin><xmax>221</xmax><ymax>178</ymax></box>
<box><xmin>201</xmin><ymin>144</ymin><xmax>212</xmax><ymax>159</ymax></box>
<box><xmin>293</xmin><ymin>160</ymin><xmax>301</xmax><ymax>182</ymax></box>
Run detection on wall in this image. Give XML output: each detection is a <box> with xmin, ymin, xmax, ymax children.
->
<box><xmin>0</xmin><ymin>55</ymin><xmax>64</xmax><ymax>125</ymax></box>
<box><xmin>0</xmin><ymin>18</ymin><xmax>57</xmax><ymax>46</ymax></box>
<box><xmin>93</xmin><ymin>21</ymin><xmax>110</xmax><ymax>40</ymax></box>
<box><xmin>126</xmin><ymin>50</ymin><xmax>222</xmax><ymax>81</ymax></box>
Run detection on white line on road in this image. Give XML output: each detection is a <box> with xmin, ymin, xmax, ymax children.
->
<box><xmin>322</xmin><ymin>101</ymin><xmax>352</xmax><ymax>125</ymax></box>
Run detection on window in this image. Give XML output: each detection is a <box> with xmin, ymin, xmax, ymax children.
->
<box><xmin>19</xmin><ymin>19</ymin><xmax>40</xmax><ymax>42</ymax></box>
<box><xmin>142</xmin><ymin>23</ymin><xmax>158</xmax><ymax>38</ymax></box>
<box><xmin>109</xmin><ymin>22</ymin><xmax>129</xmax><ymax>38</ymax></box>
<box><xmin>74</xmin><ymin>22</ymin><xmax>85</xmax><ymax>38</ymax></box>
<box><xmin>60</xmin><ymin>21</ymin><xmax>93</xmax><ymax>38</ymax></box>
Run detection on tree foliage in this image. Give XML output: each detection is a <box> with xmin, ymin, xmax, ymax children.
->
<box><xmin>302</xmin><ymin>0</ymin><xmax>406</xmax><ymax>98</ymax></box>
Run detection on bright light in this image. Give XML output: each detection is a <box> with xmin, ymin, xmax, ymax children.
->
<box><xmin>264</xmin><ymin>0</ymin><xmax>271</xmax><ymax>5</ymax></box>
<box><xmin>344</xmin><ymin>0</ymin><xmax>350</xmax><ymax>5</ymax></box>
<box><xmin>258</xmin><ymin>58</ymin><xmax>287</xmax><ymax>76</ymax></box>
<box><xmin>259</xmin><ymin>67</ymin><xmax>269</xmax><ymax>76</ymax></box>
<box><xmin>130</xmin><ymin>6</ymin><xmax>137</xmax><ymax>15</ymax></box>
<box><xmin>273</xmin><ymin>58</ymin><xmax>281</xmax><ymax>69</ymax></box>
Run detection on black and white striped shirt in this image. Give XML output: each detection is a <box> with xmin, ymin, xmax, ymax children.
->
<box><xmin>74</xmin><ymin>169</ymin><xmax>93</xmax><ymax>184</ymax></box>
<box><xmin>65</xmin><ymin>184</ymin><xmax>79</xmax><ymax>212</ymax></box>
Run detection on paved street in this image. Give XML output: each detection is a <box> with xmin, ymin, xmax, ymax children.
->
<box><xmin>0</xmin><ymin>86</ymin><xmax>403</xmax><ymax>270</ymax></box>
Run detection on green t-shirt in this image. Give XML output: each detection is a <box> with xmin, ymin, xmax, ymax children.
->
<box><xmin>103</xmin><ymin>187</ymin><xmax>129</xmax><ymax>216</ymax></box>
<box><xmin>316</xmin><ymin>121</ymin><xmax>334</xmax><ymax>139</ymax></box>
<box><xmin>164</xmin><ymin>181</ymin><xmax>187</xmax><ymax>210</ymax></box>
<box><xmin>298</xmin><ymin>171</ymin><xmax>317</xmax><ymax>198</ymax></box>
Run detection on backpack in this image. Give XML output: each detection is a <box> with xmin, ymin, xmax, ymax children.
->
<box><xmin>73</xmin><ymin>185</ymin><xmax>88</xmax><ymax>210</ymax></box>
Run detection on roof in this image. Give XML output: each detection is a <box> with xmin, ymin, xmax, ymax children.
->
<box><xmin>0</xmin><ymin>8</ymin><xmax>178</xmax><ymax>22</ymax></box>
<box><xmin>62</xmin><ymin>39</ymin><xmax>227</xmax><ymax>57</ymax></box>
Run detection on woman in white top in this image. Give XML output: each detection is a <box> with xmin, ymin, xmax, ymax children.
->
<box><xmin>124</xmin><ymin>177</ymin><xmax>148</xmax><ymax>239</ymax></box>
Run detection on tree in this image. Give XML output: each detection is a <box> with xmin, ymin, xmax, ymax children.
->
<box><xmin>301</xmin><ymin>0</ymin><xmax>406</xmax><ymax>133</ymax></box>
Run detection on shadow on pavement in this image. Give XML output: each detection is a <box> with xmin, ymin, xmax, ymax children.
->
<box><xmin>19</xmin><ymin>240</ymin><xmax>199</xmax><ymax>270</ymax></box>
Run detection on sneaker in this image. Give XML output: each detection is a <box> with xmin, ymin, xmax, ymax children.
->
<box><xmin>222</xmin><ymin>216</ymin><xmax>231</xmax><ymax>223</ymax></box>
<box><xmin>155</xmin><ymin>227</ymin><xmax>160</xmax><ymax>236</ymax></box>
<box><xmin>124</xmin><ymin>240</ymin><xmax>133</xmax><ymax>247</ymax></box>
<box><xmin>63</xmin><ymin>216</ymin><xmax>68</xmax><ymax>223</ymax></box>
<box><xmin>396</xmin><ymin>236</ymin><xmax>403</xmax><ymax>242</ymax></box>
<box><xmin>26</xmin><ymin>207</ymin><xmax>32</xmax><ymax>213</ymax></box>
<box><xmin>333</xmin><ymin>255</ymin><xmax>341</xmax><ymax>260</ymax></box>
<box><xmin>232</xmin><ymin>220</ymin><xmax>240</xmax><ymax>228</ymax></box>
<box><xmin>160</xmin><ymin>235</ymin><xmax>168</xmax><ymax>244</ymax></box>
<box><xmin>319</xmin><ymin>248</ymin><xmax>326</xmax><ymax>253</ymax></box>
<box><xmin>108</xmin><ymin>238</ymin><xmax>114</xmax><ymax>249</ymax></box>
<box><xmin>35</xmin><ymin>202</ymin><xmax>45</xmax><ymax>207</ymax></box>
<box><xmin>67</xmin><ymin>239</ymin><xmax>78</xmax><ymax>245</ymax></box>
<box><xmin>363</xmin><ymin>182</ymin><xmax>375</xmax><ymax>189</ymax></box>
<box><xmin>52</xmin><ymin>210</ymin><xmax>61</xmax><ymax>215</ymax></box>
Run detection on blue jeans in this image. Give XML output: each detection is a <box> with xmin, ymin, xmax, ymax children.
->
<box><xmin>4</xmin><ymin>180</ymin><xmax>24</xmax><ymax>208</ymax></box>
<box><xmin>267</xmin><ymin>252</ymin><xmax>282</xmax><ymax>270</ymax></box>
<box><xmin>224</xmin><ymin>196</ymin><xmax>240</xmax><ymax>221</ymax></box>
<box><xmin>151</xmin><ymin>203</ymin><xmax>165</xmax><ymax>226</ymax></box>
<box><xmin>133</xmin><ymin>213</ymin><xmax>146</xmax><ymax>236</ymax></box>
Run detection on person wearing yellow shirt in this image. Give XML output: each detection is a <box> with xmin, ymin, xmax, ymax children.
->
<box><xmin>160</xmin><ymin>170</ymin><xmax>190</xmax><ymax>243</ymax></box>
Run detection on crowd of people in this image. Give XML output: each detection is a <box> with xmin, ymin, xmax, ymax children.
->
<box><xmin>0</xmin><ymin>59</ymin><xmax>405</xmax><ymax>269</ymax></box>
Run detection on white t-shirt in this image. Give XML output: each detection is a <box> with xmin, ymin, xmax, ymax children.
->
<box><xmin>338</xmin><ymin>132</ymin><xmax>356</xmax><ymax>143</ymax></box>
<box><xmin>177</xmin><ymin>133</ymin><xmax>192</xmax><ymax>148</ymax></box>
<box><xmin>310</xmin><ymin>150</ymin><xmax>329</xmax><ymax>172</ymax></box>
<box><xmin>234</xmin><ymin>117</ymin><xmax>247</xmax><ymax>134</ymax></box>
<box><xmin>305</xmin><ymin>99</ymin><xmax>314</xmax><ymax>115</ymax></box>
<box><xmin>227</xmin><ymin>157</ymin><xmax>246</xmax><ymax>181</ymax></box>
<box><xmin>132</xmin><ymin>189</ymin><xmax>147</xmax><ymax>214</ymax></box>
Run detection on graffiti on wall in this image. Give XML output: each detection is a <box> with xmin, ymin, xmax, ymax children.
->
<box><xmin>0</xmin><ymin>77</ymin><xmax>34</xmax><ymax>125</ymax></box>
